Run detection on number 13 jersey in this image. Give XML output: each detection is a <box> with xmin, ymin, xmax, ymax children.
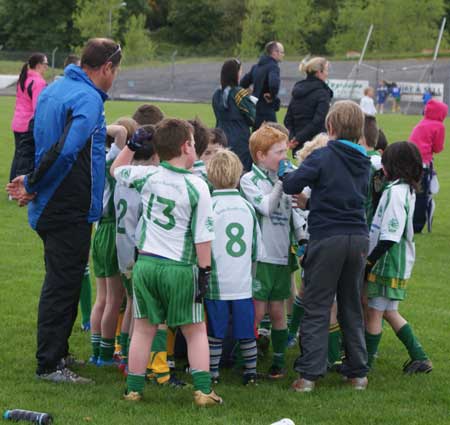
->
<box><xmin>114</xmin><ymin>161</ymin><xmax>214</xmax><ymax>265</ymax></box>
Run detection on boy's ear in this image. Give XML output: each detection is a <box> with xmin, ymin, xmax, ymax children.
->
<box><xmin>255</xmin><ymin>150</ymin><xmax>265</xmax><ymax>162</ymax></box>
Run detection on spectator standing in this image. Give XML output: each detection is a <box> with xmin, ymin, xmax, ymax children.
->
<box><xmin>213</xmin><ymin>59</ymin><xmax>256</xmax><ymax>171</ymax></box>
<box><xmin>10</xmin><ymin>53</ymin><xmax>48</xmax><ymax>181</ymax></box>
<box><xmin>240</xmin><ymin>41</ymin><xmax>284</xmax><ymax>129</ymax></box>
<box><xmin>284</xmin><ymin>57</ymin><xmax>333</xmax><ymax>154</ymax></box>
<box><xmin>376</xmin><ymin>81</ymin><xmax>388</xmax><ymax>114</ymax></box>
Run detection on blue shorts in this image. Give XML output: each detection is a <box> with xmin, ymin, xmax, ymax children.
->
<box><xmin>204</xmin><ymin>298</ymin><xmax>255</xmax><ymax>340</ymax></box>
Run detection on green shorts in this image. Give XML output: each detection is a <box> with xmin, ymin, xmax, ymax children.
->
<box><xmin>253</xmin><ymin>262</ymin><xmax>291</xmax><ymax>301</ymax></box>
<box><xmin>121</xmin><ymin>273</ymin><xmax>133</xmax><ymax>297</ymax></box>
<box><xmin>92</xmin><ymin>219</ymin><xmax>119</xmax><ymax>278</ymax></box>
<box><xmin>132</xmin><ymin>255</ymin><xmax>204</xmax><ymax>327</ymax></box>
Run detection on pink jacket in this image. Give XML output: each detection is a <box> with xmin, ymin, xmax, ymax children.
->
<box><xmin>409</xmin><ymin>99</ymin><xmax>448</xmax><ymax>165</ymax></box>
<box><xmin>11</xmin><ymin>70</ymin><xmax>47</xmax><ymax>132</ymax></box>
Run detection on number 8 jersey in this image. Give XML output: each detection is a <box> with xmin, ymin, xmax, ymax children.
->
<box><xmin>207</xmin><ymin>189</ymin><xmax>262</xmax><ymax>300</ymax></box>
<box><xmin>114</xmin><ymin>161</ymin><xmax>215</xmax><ymax>264</ymax></box>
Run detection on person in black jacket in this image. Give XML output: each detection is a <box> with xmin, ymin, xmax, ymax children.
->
<box><xmin>240</xmin><ymin>41</ymin><xmax>284</xmax><ymax>129</ymax></box>
<box><xmin>284</xmin><ymin>57</ymin><xmax>333</xmax><ymax>154</ymax></box>
<box><xmin>283</xmin><ymin>100</ymin><xmax>370</xmax><ymax>393</ymax></box>
<box><xmin>212</xmin><ymin>59</ymin><xmax>256</xmax><ymax>171</ymax></box>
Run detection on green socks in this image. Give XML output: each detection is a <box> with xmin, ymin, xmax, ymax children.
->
<box><xmin>396</xmin><ymin>323</ymin><xmax>428</xmax><ymax>361</ymax></box>
<box><xmin>288</xmin><ymin>295</ymin><xmax>304</xmax><ymax>338</ymax></box>
<box><xmin>120</xmin><ymin>332</ymin><xmax>129</xmax><ymax>362</ymax></box>
<box><xmin>99</xmin><ymin>337</ymin><xmax>115</xmax><ymax>361</ymax></box>
<box><xmin>271</xmin><ymin>328</ymin><xmax>288</xmax><ymax>368</ymax></box>
<box><xmin>365</xmin><ymin>331</ymin><xmax>382</xmax><ymax>367</ymax></box>
<box><xmin>192</xmin><ymin>369</ymin><xmax>212</xmax><ymax>394</ymax></box>
<box><xmin>91</xmin><ymin>333</ymin><xmax>101</xmax><ymax>358</ymax></box>
<box><xmin>151</xmin><ymin>329</ymin><xmax>167</xmax><ymax>353</ymax></box>
<box><xmin>126</xmin><ymin>373</ymin><xmax>146</xmax><ymax>395</ymax></box>
<box><xmin>79</xmin><ymin>266</ymin><xmax>92</xmax><ymax>327</ymax></box>
<box><xmin>328</xmin><ymin>324</ymin><xmax>342</xmax><ymax>365</ymax></box>
<box><xmin>259</xmin><ymin>313</ymin><xmax>271</xmax><ymax>337</ymax></box>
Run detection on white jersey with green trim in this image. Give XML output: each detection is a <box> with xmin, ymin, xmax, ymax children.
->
<box><xmin>193</xmin><ymin>160</ymin><xmax>207</xmax><ymax>180</ymax></box>
<box><xmin>369</xmin><ymin>180</ymin><xmax>415</xmax><ymax>279</ymax></box>
<box><xmin>102</xmin><ymin>143</ymin><xmax>121</xmax><ymax>218</ymax></box>
<box><xmin>207</xmin><ymin>189</ymin><xmax>262</xmax><ymax>300</ymax></box>
<box><xmin>114</xmin><ymin>165</ymin><xmax>151</xmax><ymax>276</ymax></box>
<box><xmin>114</xmin><ymin>161</ymin><xmax>214</xmax><ymax>264</ymax></box>
<box><xmin>240</xmin><ymin>164</ymin><xmax>302</xmax><ymax>265</ymax></box>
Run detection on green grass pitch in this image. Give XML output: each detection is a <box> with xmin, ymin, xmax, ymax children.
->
<box><xmin>1</xmin><ymin>96</ymin><xmax>449</xmax><ymax>424</ymax></box>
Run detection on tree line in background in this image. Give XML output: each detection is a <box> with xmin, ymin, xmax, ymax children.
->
<box><xmin>0</xmin><ymin>0</ymin><xmax>448</xmax><ymax>64</ymax></box>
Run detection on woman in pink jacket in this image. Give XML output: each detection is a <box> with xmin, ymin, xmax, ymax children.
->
<box><xmin>409</xmin><ymin>99</ymin><xmax>448</xmax><ymax>233</ymax></box>
<box><xmin>10</xmin><ymin>53</ymin><xmax>48</xmax><ymax>181</ymax></box>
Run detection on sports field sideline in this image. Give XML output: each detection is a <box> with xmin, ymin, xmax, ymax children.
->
<box><xmin>1</xmin><ymin>96</ymin><xmax>449</xmax><ymax>425</ymax></box>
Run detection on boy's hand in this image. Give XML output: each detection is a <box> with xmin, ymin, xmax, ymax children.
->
<box><xmin>288</xmin><ymin>139</ymin><xmax>299</xmax><ymax>150</ymax></box>
<box><xmin>195</xmin><ymin>266</ymin><xmax>211</xmax><ymax>303</ymax></box>
<box><xmin>6</xmin><ymin>175</ymin><xmax>36</xmax><ymax>207</ymax></box>
<box><xmin>292</xmin><ymin>192</ymin><xmax>308</xmax><ymax>209</ymax></box>
<box><xmin>127</xmin><ymin>128</ymin><xmax>151</xmax><ymax>152</ymax></box>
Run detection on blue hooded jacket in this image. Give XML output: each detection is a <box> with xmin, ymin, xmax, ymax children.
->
<box><xmin>283</xmin><ymin>140</ymin><xmax>370</xmax><ymax>240</ymax></box>
<box><xmin>24</xmin><ymin>64</ymin><xmax>108</xmax><ymax>230</ymax></box>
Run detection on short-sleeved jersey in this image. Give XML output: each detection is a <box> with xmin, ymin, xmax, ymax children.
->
<box><xmin>102</xmin><ymin>143</ymin><xmax>121</xmax><ymax>218</ymax></box>
<box><xmin>240</xmin><ymin>164</ymin><xmax>301</xmax><ymax>265</ymax></box>
<box><xmin>114</xmin><ymin>161</ymin><xmax>214</xmax><ymax>264</ymax></box>
<box><xmin>365</xmin><ymin>150</ymin><xmax>383</xmax><ymax>226</ymax></box>
<box><xmin>207</xmin><ymin>189</ymin><xmax>262</xmax><ymax>300</ymax></box>
<box><xmin>114</xmin><ymin>165</ymin><xmax>151</xmax><ymax>276</ymax></box>
<box><xmin>369</xmin><ymin>180</ymin><xmax>415</xmax><ymax>280</ymax></box>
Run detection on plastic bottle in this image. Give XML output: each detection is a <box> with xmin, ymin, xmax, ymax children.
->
<box><xmin>3</xmin><ymin>409</ymin><xmax>53</xmax><ymax>424</ymax></box>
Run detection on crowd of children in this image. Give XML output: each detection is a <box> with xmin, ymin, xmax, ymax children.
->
<box><xmin>61</xmin><ymin>92</ymin><xmax>442</xmax><ymax>405</ymax></box>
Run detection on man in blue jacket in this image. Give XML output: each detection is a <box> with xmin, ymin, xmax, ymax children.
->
<box><xmin>240</xmin><ymin>41</ymin><xmax>284</xmax><ymax>129</ymax></box>
<box><xmin>7</xmin><ymin>38</ymin><xmax>122</xmax><ymax>383</ymax></box>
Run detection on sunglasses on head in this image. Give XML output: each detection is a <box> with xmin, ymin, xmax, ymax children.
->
<box><xmin>106</xmin><ymin>44</ymin><xmax>121</xmax><ymax>63</ymax></box>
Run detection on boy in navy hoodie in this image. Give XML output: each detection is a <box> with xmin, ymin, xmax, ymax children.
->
<box><xmin>283</xmin><ymin>100</ymin><xmax>370</xmax><ymax>392</ymax></box>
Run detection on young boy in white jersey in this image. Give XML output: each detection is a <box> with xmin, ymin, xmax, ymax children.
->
<box><xmin>365</xmin><ymin>141</ymin><xmax>432</xmax><ymax>374</ymax></box>
<box><xmin>114</xmin><ymin>125</ymin><xmax>158</xmax><ymax>372</ymax></box>
<box><xmin>111</xmin><ymin>118</ymin><xmax>223</xmax><ymax>406</ymax></box>
<box><xmin>204</xmin><ymin>150</ymin><xmax>261</xmax><ymax>385</ymax></box>
<box><xmin>240</xmin><ymin>125</ymin><xmax>304</xmax><ymax>379</ymax></box>
<box><xmin>189</xmin><ymin>118</ymin><xmax>211</xmax><ymax>182</ymax></box>
<box><xmin>90</xmin><ymin>117</ymin><xmax>137</xmax><ymax>366</ymax></box>
<box><xmin>201</xmin><ymin>128</ymin><xmax>228</xmax><ymax>165</ymax></box>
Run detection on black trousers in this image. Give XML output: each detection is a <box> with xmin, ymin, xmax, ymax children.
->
<box><xmin>294</xmin><ymin>234</ymin><xmax>369</xmax><ymax>380</ymax></box>
<box><xmin>413</xmin><ymin>168</ymin><xmax>431</xmax><ymax>233</ymax></box>
<box><xmin>9</xmin><ymin>129</ymin><xmax>35</xmax><ymax>181</ymax></box>
<box><xmin>36</xmin><ymin>222</ymin><xmax>91</xmax><ymax>374</ymax></box>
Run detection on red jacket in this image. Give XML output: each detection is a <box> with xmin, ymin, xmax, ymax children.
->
<box><xmin>409</xmin><ymin>99</ymin><xmax>448</xmax><ymax>164</ymax></box>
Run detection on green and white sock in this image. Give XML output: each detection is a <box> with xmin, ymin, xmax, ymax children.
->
<box><xmin>328</xmin><ymin>323</ymin><xmax>342</xmax><ymax>365</ymax></box>
<box><xmin>271</xmin><ymin>328</ymin><xmax>288</xmax><ymax>369</ymax></box>
<box><xmin>91</xmin><ymin>333</ymin><xmax>101</xmax><ymax>358</ymax></box>
<box><xmin>99</xmin><ymin>337</ymin><xmax>115</xmax><ymax>361</ymax></box>
<box><xmin>126</xmin><ymin>373</ymin><xmax>146</xmax><ymax>395</ymax></box>
<box><xmin>120</xmin><ymin>332</ymin><xmax>129</xmax><ymax>361</ymax></box>
<box><xmin>288</xmin><ymin>295</ymin><xmax>304</xmax><ymax>338</ymax></box>
<box><xmin>365</xmin><ymin>331</ymin><xmax>382</xmax><ymax>368</ymax></box>
<box><xmin>259</xmin><ymin>314</ymin><xmax>271</xmax><ymax>337</ymax></box>
<box><xmin>191</xmin><ymin>369</ymin><xmax>212</xmax><ymax>394</ymax></box>
<box><xmin>396</xmin><ymin>323</ymin><xmax>428</xmax><ymax>361</ymax></box>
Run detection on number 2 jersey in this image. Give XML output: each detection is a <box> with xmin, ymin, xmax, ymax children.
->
<box><xmin>113</xmin><ymin>165</ymin><xmax>149</xmax><ymax>276</ymax></box>
<box><xmin>114</xmin><ymin>161</ymin><xmax>214</xmax><ymax>264</ymax></box>
<box><xmin>207</xmin><ymin>189</ymin><xmax>262</xmax><ymax>300</ymax></box>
